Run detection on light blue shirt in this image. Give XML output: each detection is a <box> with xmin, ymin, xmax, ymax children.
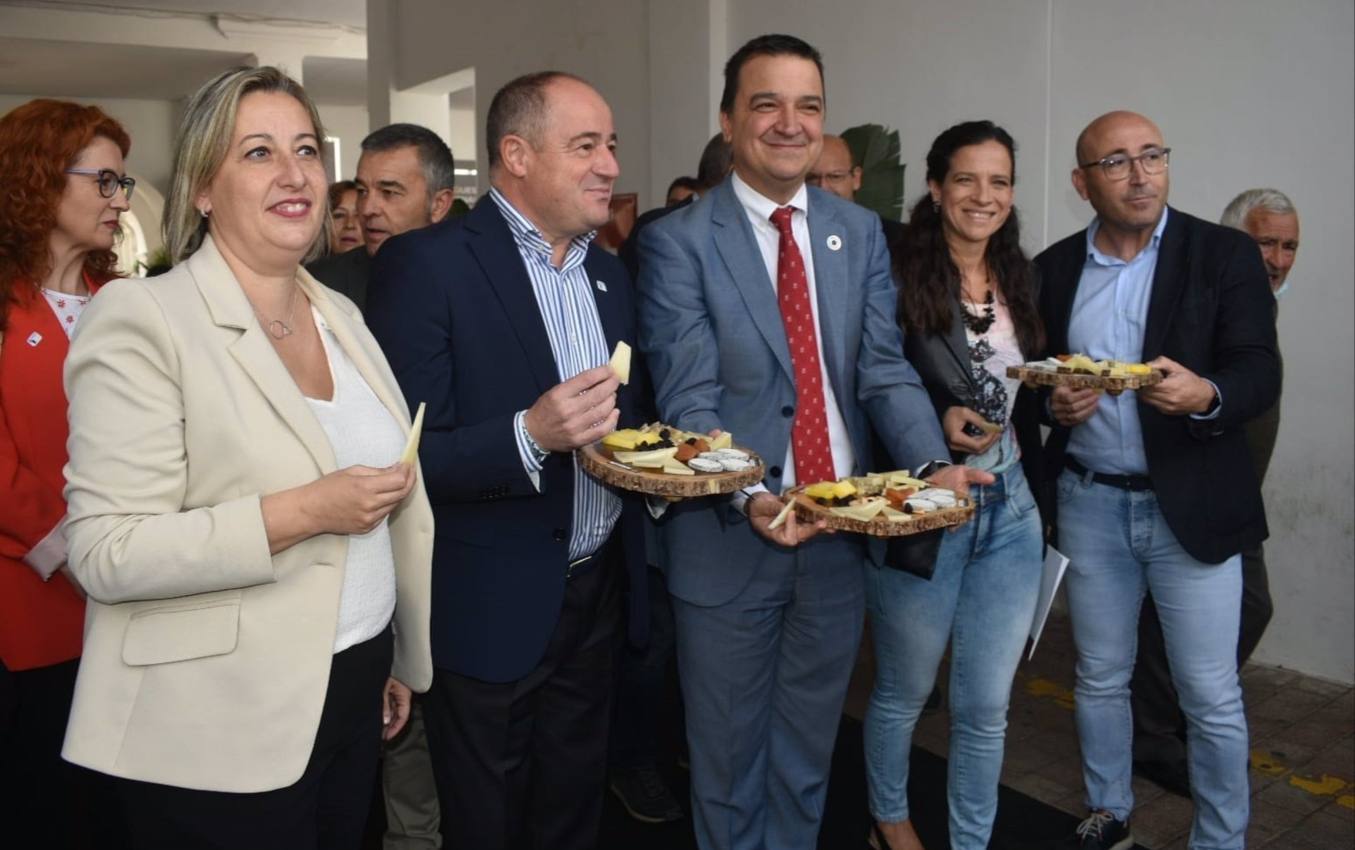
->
<box><xmin>491</xmin><ymin>188</ymin><xmax>622</xmax><ymax>562</ymax></box>
<box><xmin>1065</xmin><ymin>209</ymin><xmax>1170</xmax><ymax>475</ymax></box>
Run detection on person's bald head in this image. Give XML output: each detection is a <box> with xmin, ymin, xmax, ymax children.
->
<box><xmin>1072</xmin><ymin>110</ymin><xmax>1169</xmax><ymax>237</ymax></box>
<box><xmin>807</xmin><ymin>134</ymin><xmax>861</xmax><ymax>201</ymax></box>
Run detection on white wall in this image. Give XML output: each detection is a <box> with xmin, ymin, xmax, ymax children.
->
<box><xmin>382</xmin><ymin>0</ymin><xmax>1355</xmax><ymax>681</ymax></box>
<box><xmin>317</xmin><ymin>103</ymin><xmax>370</xmax><ymax>180</ymax></box>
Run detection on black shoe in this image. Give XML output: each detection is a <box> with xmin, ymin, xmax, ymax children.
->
<box><xmin>1133</xmin><ymin>758</ymin><xmax>1191</xmax><ymax>798</ymax></box>
<box><xmin>609</xmin><ymin>765</ymin><xmax>684</xmax><ymax>824</ymax></box>
<box><xmin>1074</xmin><ymin>810</ymin><xmax>1133</xmax><ymax>850</ymax></box>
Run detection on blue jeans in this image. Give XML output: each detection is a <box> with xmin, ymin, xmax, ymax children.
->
<box><xmin>864</xmin><ymin>466</ymin><xmax>1043</xmax><ymax>849</ymax></box>
<box><xmin>1057</xmin><ymin>468</ymin><xmax>1248</xmax><ymax>850</ymax></box>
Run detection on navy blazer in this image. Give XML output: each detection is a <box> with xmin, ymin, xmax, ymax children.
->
<box><xmin>637</xmin><ymin>179</ymin><xmax>949</xmax><ymax>606</ymax></box>
<box><xmin>1036</xmin><ymin>207</ymin><xmax>1279</xmax><ymax>564</ymax></box>
<box><xmin>366</xmin><ymin>198</ymin><xmax>647</xmax><ymax>683</ymax></box>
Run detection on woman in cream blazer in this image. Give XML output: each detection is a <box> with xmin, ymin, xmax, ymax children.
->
<box><xmin>61</xmin><ymin>66</ymin><xmax>432</xmax><ymax>848</ymax></box>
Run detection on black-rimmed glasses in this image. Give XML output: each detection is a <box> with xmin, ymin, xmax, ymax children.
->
<box><xmin>1078</xmin><ymin>147</ymin><xmax>1171</xmax><ymax>182</ymax></box>
<box><xmin>65</xmin><ymin>168</ymin><xmax>136</xmax><ymax>200</ymax></box>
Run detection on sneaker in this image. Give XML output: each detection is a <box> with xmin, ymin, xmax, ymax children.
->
<box><xmin>1074</xmin><ymin>810</ymin><xmax>1133</xmax><ymax>850</ymax></box>
<box><xmin>609</xmin><ymin>765</ymin><xmax>684</xmax><ymax>824</ymax></box>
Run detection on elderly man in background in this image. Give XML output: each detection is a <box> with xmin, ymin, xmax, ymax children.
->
<box><xmin>1131</xmin><ymin>188</ymin><xmax>1300</xmax><ymax>800</ymax></box>
<box><xmin>307</xmin><ymin>123</ymin><xmax>456</xmax><ymax>312</ymax></box>
<box><xmin>1037</xmin><ymin>110</ymin><xmax>1279</xmax><ymax>850</ymax></box>
<box><xmin>809</xmin><ymin>133</ymin><xmax>904</xmax><ymax>247</ymax></box>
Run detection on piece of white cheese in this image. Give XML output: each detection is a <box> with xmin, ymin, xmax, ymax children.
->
<box><xmin>610</xmin><ymin>341</ymin><xmax>632</xmax><ymax>385</ymax></box>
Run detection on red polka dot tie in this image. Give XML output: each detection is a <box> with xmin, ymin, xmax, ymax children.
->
<box><xmin>770</xmin><ymin>206</ymin><xmax>836</xmax><ymax>486</ymax></box>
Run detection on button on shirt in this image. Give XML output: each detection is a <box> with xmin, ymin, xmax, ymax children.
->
<box><xmin>1066</xmin><ymin>209</ymin><xmax>1169</xmax><ymax>475</ymax></box>
<box><xmin>492</xmin><ymin>189</ymin><xmax>621</xmax><ymax>561</ymax></box>
<box><xmin>730</xmin><ymin>173</ymin><xmax>855</xmax><ymax>489</ymax></box>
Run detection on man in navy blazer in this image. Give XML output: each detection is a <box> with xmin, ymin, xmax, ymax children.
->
<box><xmin>637</xmin><ymin>34</ymin><xmax>987</xmax><ymax>850</ymax></box>
<box><xmin>366</xmin><ymin>71</ymin><xmax>647</xmax><ymax>850</ymax></box>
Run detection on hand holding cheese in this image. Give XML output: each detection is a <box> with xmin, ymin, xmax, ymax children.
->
<box><xmin>610</xmin><ymin>341</ymin><xmax>632</xmax><ymax>385</ymax></box>
<box><xmin>523</xmin><ymin>364</ymin><xmax>620</xmax><ymax>453</ymax></box>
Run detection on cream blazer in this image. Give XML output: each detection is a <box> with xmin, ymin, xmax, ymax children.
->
<box><xmin>60</xmin><ymin>236</ymin><xmax>433</xmax><ymax>793</ymax></box>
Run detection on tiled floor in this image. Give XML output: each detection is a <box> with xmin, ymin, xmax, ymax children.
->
<box><xmin>845</xmin><ymin>613</ymin><xmax>1355</xmax><ymax>849</ymax></box>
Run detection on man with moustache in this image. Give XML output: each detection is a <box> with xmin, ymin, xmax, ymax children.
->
<box><xmin>1036</xmin><ymin>111</ymin><xmax>1279</xmax><ymax>850</ymax></box>
<box><xmin>307</xmin><ymin>123</ymin><xmax>455</xmax><ymax>312</ymax></box>
<box><xmin>1130</xmin><ymin>188</ymin><xmax>1301</xmax><ymax>800</ymax></box>
<box><xmin>365</xmin><ymin>72</ymin><xmax>648</xmax><ymax>850</ymax></box>
<box><xmin>637</xmin><ymin>34</ymin><xmax>987</xmax><ymax>850</ymax></box>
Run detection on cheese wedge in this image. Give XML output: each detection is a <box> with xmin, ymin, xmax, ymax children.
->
<box><xmin>709</xmin><ymin>431</ymin><xmax>733</xmax><ymax>451</ymax></box>
<box><xmin>602</xmin><ymin>428</ymin><xmax>645</xmax><ymax>450</ymax></box>
<box><xmin>830</xmin><ymin>499</ymin><xmax>889</xmax><ymax>522</ymax></box>
<box><xmin>609</xmin><ymin>341</ymin><xmax>632</xmax><ymax>385</ymax></box>
<box><xmin>400</xmin><ymin>402</ymin><xmax>426</xmax><ymax>465</ymax></box>
<box><xmin>767</xmin><ymin>499</ymin><xmax>796</xmax><ymax>530</ymax></box>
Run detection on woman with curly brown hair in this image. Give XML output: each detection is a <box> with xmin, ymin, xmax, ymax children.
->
<box><xmin>0</xmin><ymin>97</ymin><xmax>133</xmax><ymax>849</ymax></box>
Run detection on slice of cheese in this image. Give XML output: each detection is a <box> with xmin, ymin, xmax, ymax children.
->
<box><xmin>830</xmin><ymin>499</ymin><xmax>888</xmax><ymax>522</ymax></box>
<box><xmin>661</xmin><ymin>458</ymin><xmax>696</xmax><ymax>476</ymax></box>
<box><xmin>614</xmin><ymin>446</ymin><xmax>678</xmax><ymax>466</ymax></box>
<box><xmin>400</xmin><ymin>402</ymin><xmax>426</xmax><ymax>465</ymax></box>
<box><xmin>609</xmin><ymin>341</ymin><xmax>632</xmax><ymax>385</ymax></box>
<box><xmin>709</xmin><ymin>431</ymin><xmax>733</xmax><ymax>451</ymax></box>
<box><xmin>602</xmin><ymin>428</ymin><xmax>644</xmax><ymax>450</ymax></box>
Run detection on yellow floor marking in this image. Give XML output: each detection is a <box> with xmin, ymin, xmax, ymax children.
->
<box><xmin>1337</xmin><ymin>794</ymin><xmax>1354</xmax><ymax>809</ymax></box>
<box><xmin>1024</xmin><ymin>677</ymin><xmax>1076</xmax><ymax>710</ymax></box>
<box><xmin>1288</xmin><ymin>773</ymin><xmax>1348</xmax><ymax>796</ymax></box>
<box><xmin>1249</xmin><ymin>749</ymin><xmax>1289</xmax><ymax>777</ymax></box>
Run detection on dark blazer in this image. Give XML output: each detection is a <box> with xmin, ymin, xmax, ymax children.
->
<box><xmin>1035</xmin><ymin>207</ymin><xmax>1279</xmax><ymax>564</ymax></box>
<box><xmin>306</xmin><ymin>246</ymin><xmax>372</xmax><ymax>312</ymax></box>
<box><xmin>900</xmin><ymin>267</ymin><xmax>1047</xmax><ymax>522</ymax></box>
<box><xmin>365</xmin><ymin>198</ymin><xmax>648</xmax><ymax>683</ymax></box>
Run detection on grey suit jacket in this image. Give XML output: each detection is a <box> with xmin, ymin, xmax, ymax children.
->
<box><xmin>637</xmin><ymin>178</ymin><xmax>947</xmax><ymax>606</ymax></box>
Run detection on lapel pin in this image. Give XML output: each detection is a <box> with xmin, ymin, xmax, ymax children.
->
<box><xmin>826</xmin><ymin>235</ymin><xmax>842</xmax><ymax>251</ymax></box>
<box><xmin>26</xmin><ymin>331</ymin><xmax>42</xmax><ymax>347</ymax></box>
<box><xmin>595</xmin><ymin>279</ymin><xmax>608</xmax><ymax>292</ymax></box>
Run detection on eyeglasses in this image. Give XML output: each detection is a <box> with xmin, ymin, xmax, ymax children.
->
<box><xmin>65</xmin><ymin>168</ymin><xmax>136</xmax><ymax>200</ymax></box>
<box><xmin>1078</xmin><ymin>147</ymin><xmax>1171</xmax><ymax>181</ymax></box>
<box><xmin>807</xmin><ymin>169</ymin><xmax>856</xmax><ymax>185</ymax></box>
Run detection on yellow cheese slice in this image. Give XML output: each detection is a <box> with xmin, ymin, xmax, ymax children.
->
<box><xmin>829</xmin><ymin>499</ymin><xmax>889</xmax><ymax>522</ymax></box>
<box><xmin>602</xmin><ymin>429</ymin><xmax>644</xmax><ymax>450</ymax></box>
<box><xmin>709</xmin><ymin>431</ymin><xmax>733</xmax><ymax>451</ymax></box>
<box><xmin>400</xmin><ymin>402</ymin><xmax>426</xmax><ymax>465</ymax></box>
<box><xmin>661</xmin><ymin>458</ymin><xmax>696</xmax><ymax>476</ymax></box>
<box><xmin>610</xmin><ymin>341</ymin><xmax>632</xmax><ymax>385</ymax></box>
<box><xmin>613</xmin><ymin>446</ymin><xmax>678</xmax><ymax>465</ymax></box>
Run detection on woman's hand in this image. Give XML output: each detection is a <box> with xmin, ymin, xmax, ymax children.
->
<box><xmin>262</xmin><ymin>463</ymin><xmax>417</xmax><ymax>554</ymax></box>
<box><xmin>382</xmin><ymin>676</ymin><xmax>413</xmax><ymax>741</ymax></box>
<box><xmin>941</xmin><ymin>406</ymin><xmax>1001</xmax><ymax>455</ymax></box>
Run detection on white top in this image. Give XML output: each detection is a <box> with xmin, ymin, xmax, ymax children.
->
<box><xmin>730</xmin><ymin>172</ymin><xmax>855</xmax><ymax>487</ymax></box>
<box><xmin>304</xmin><ymin>306</ymin><xmax>401</xmax><ymax>653</ymax></box>
<box><xmin>962</xmin><ymin>296</ymin><xmax>1024</xmax><ymax>473</ymax></box>
<box><xmin>43</xmin><ymin>288</ymin><xmax>91</xmax><ymax>338</ymax></box>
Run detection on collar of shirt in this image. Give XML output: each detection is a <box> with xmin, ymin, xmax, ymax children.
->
<box><xmin>730</xmin><ymin>170</ymin><xmax>809</xmax><ymax>234</ymax></box>
<box><xmin>1084</xmin><ymin>206</ymin><xmax>1170</xmax><ymax>268</ymax></box>
<box><xmin>488</xmin><ymin>187</ymin><xmax>596</xmax><ymax>274</ymax></box>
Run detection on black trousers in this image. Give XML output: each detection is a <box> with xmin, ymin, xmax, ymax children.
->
<box><xmin>1</xmin><ymin>658</ymin><xmax>127</xmax><ymax>850</ymax></box>
<box><xmin>424</xmin><ymin>552</ymin><xmax>622</xmax><ymax>850</ymax></box>
<box><xmin>609</xmin><ymin>564</ymin><xmax>680</xmax><ymax>771</ymax></box>
<box><xmin>1132</xmin><ymin>543</ymin><xmax>1273</xmax><ymax>763</ymax></box>
<box><xmin>116</xmin><ymin>625</ymin><xmax>393</xmax><ymax>850</ymax></box>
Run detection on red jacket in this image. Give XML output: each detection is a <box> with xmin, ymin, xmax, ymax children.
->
<box><xmin>0</xmin><ymin>279</ymin><xmax>102</xmax><ymax>670</ymax></box>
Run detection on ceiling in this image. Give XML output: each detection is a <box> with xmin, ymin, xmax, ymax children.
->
<box><xmin>31</xmin><ymin>0</ymin><xmax>368</xmax><ymax>29</ymax></box>
<box><xmin>0</xmin><ymin>37</ymin><xmax>255</xmax><ymax>99</ymax></box>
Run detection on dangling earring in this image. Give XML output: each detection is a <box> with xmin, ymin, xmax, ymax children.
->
<box><xmin>199</xmin><ymin>208</ymin><xmax>210</xmax><ymax>219</ymax></box>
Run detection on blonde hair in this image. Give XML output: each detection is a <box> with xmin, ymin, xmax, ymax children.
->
<box><xmin>165</xmin><ymin>66</ymin><xmax>331</xmax><ymax>264</ymax></box>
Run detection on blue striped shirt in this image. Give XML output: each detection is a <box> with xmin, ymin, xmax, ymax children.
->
<box><xmin>491</xmin><ymin>188</ymin><xmax>621</xmax><ymax>561</ymax></box>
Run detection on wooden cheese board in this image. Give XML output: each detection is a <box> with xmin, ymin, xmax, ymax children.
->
<box><xmin>578</xmin><ymin>440</ymin><xmax>765</xmax><ymax>498</ymax></box>
<box><xmin>1008</xmin><ymin>358</ymin><xmax>1163</xmax><ymax>396</ymax></box>
<box><xmin>783</xmin><ymin>484</ymin><xmax>974</xmax><ymax>538</ymax></box>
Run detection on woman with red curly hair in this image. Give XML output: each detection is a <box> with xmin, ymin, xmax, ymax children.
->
<box><xmin>0</xmin><ymin>98</ymin><xmax>132</xmax><ymax>847</ymax></box>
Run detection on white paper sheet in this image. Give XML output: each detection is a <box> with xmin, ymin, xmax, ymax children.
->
<box><xmin>1028</xmin><ymin>545</ymin><xmax>1071</xmax><ymax>660</ymax></box>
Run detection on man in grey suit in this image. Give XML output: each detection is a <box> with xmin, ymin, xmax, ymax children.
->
<box><xmin>636</xmin><ymin>33</ymin><xmax>989</xmax><ymax>850</ymax></box>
